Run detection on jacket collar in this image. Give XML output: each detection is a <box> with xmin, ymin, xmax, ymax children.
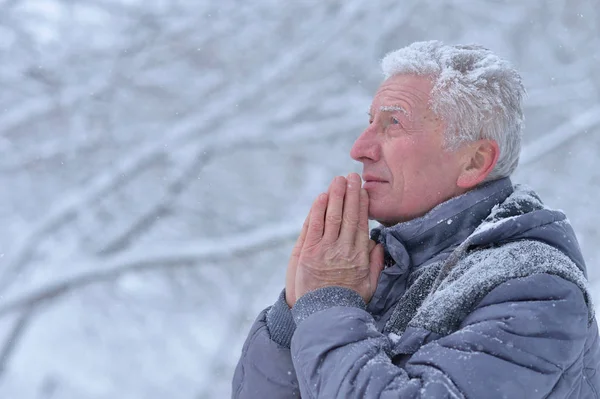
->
<box><xmin>371</xmin><ymin>177</ymin><xmax>514</xmax><ymax>272</ymax></box>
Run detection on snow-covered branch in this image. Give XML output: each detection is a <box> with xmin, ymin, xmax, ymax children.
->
<box><xmin>0</xmin><ymin>77</ymin><xmax>110</xmax><ymax>137</ymax></box>
<box><xmin>0</xmin><ymin>308</ymin><xmax>34</xmax><ymax>377</ymax></box>
<box><xmin>0</xmin><ymin>217</ymin><xmax>303</xmax><ymax>317</ymax></box>
<box><xmin>94</xmin><ymin>142</ymin><xmax>212</xmax><ymax>255</ymax></box>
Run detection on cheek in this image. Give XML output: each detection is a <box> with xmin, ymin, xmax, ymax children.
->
<box><xmin>388</xmin><ymin>139</ymin><xmax>458</xmax><ymax>193</ymax></box>
<box><xmin>413</xmin><ymin>137</ymin><xmax>455</xmax><ymax>171</ymax></box>
<box><xmin>388</xmin><ymin>138</ymin><xmax>436</xmax><ymax>176</ymax></box>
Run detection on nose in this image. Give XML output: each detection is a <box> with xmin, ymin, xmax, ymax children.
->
<box><xmin>350</xmin><ymin>125</ymin><xmax>381</xmax><ymax>162</ymax></box>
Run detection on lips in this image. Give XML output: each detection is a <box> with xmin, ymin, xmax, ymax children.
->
<box><xmin>362</xmin><ymin>174</ymin><xmax>388</xmax><ymax>184</ymax></box>
<box><xmin>362</xmin><ymin>174</ymin><xmax>388</xmax><ymax>190</ymax></box>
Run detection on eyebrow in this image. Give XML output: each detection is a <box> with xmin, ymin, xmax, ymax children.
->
<box><xmin>379</xmin><ymin>105</ymin><xmax>408</xmax><ymax>115</ymax></box>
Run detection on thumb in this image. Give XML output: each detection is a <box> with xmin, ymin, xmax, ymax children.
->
<box><xmin>286</xmin><ymin>211</ymin><xmax>311</xmax><ymax>307</ymax></box>
<box><xmin>368</xmin><ymin>243</ymin><xmax>385</xmax><ymax>298</ymax></box>
<box><xmin>368</xmin><ymin>239</ymin><xmax>376</xmax><ymax>252</ymax></box>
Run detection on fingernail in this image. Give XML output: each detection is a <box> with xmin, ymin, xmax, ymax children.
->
<box><xmin>347</xmin><ymin>173</ymin><xmax>360</xmax><ymax>185</ymax></box>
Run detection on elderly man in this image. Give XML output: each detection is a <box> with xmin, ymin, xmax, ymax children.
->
<box><xmin>232</xmin><ymin>41</ymin><xmax>600</xmax><ymax>398</ymax></box>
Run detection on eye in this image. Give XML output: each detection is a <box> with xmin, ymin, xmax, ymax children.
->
<box><xmin>390</xmin><ymin>116</ymin><xmax>400</xmax><ymax>125</ymax></box>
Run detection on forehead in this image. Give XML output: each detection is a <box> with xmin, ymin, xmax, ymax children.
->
<box><xmin>370</xmin><ymin>74</ymin><xmax>433</xmax><ymax>112</ymax></box>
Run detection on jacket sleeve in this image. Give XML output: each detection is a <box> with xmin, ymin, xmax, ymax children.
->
<box><xmin>290</xmin><ymin>274</ymin><xmax>590</xmax><ymax>398</ymax></box>
<box><xmin>232</xmin><ymin>290</ymin><xmax>301</xmax><ymax>399</ymax></box>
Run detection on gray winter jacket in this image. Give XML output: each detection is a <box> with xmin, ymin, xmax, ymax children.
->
<box><xmin>232</xmin><ymin>178</ymin><xmax>600</xmax><ymax>398</ymax></box>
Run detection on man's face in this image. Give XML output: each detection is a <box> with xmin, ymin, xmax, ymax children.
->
<box><xmin>350</xmin><ymin>74</ymin><xmax>467</xmax><ymax>226</ymax></box>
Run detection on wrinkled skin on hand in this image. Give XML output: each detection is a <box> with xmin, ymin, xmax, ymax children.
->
<box><xmin>285</xmin><ymin>173</ymin><xmax>384</xmax><ymax>307</ymax></box>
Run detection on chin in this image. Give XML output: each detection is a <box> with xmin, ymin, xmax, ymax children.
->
<box><xmin>369</xmin><ymin>204</ymin><xmax>415</xmax><ymax>226</ymax></box>
<box><xmin>369</xmin><ymin>207</ymin><xmax>401</xmax><ymax>227</ymax></box>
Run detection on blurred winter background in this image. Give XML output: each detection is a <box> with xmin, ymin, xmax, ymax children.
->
<box><xmin>0</xmin><ymin>0</ymin><xmax>599</xmax><ymax>397</ymax></box>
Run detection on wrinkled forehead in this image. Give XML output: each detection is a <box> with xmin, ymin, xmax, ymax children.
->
<box><xmin>369</xmin><ymin>74</ymin><xmax>434</xmax><ymax>114</ymax></box>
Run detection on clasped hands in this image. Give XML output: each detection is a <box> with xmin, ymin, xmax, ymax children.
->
<box><xmin>285</xmin><ymin>173</ymin><xmax>385</xmax><ymax>307</ymax></box>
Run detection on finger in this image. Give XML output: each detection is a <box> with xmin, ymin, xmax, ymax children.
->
<box><xmin>368</xmin><ymin>244</ymin><xmax>385</xmax><ymax>302</ymax></box>
<box><xmin>290</xmin><ymin>210</ymin><xmax>311</xmax><ymax>261</ymax></box>
<box><xmin>304</xmin><ymin>192</ymin><xmax>329</xmax><ymax>247</ymax></box>
<box><xmin>355</xmin><ymin>187</ymin><xmax>370</xmax><ymax>248</ymax></box>
<box><xmin>339</xmin><ymin>173</ymin><xmax>361</xmax><ymax>244</ymax></box>
<box><xmin>368</xmin><ymin>239</ymin><xmax>376</xmax><ymax>252</ymax></box>
<box><xmin>287</xmin><ymin>211</ymin><xmax>311</xmax><ymax>307</ymax></box>
<box><xmin>322</xmin><ymin>176</ymin><xmax>347</xmax><ymax>243</ymax></box>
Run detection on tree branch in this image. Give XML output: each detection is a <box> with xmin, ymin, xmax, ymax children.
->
<box><xmin>94</xmin><ymin>142</ymin><xmax>212</xmax><ymax>255</ymax></box>
<box><xmin>0</xmin><ymin>306</ymin><xmax>35</xmax><ymax>378</ymax></box>
<box><xmin>0</xmin><ymin>218</ymin><xmax>303</xmax><ymax>317</ymax></box>
<box><xmin>0</xmin><ymin>77</ymin><xmax>110</xmax><ymax>138</ymax></box>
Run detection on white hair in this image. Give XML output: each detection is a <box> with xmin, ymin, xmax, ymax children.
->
<box><xmin>381</xmin><ymin>40</ymin><xmax>525</xmax><ymax>180</ymax></box>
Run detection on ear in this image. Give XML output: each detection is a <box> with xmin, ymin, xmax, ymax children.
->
<box><xmin>457</xmin><ymin>140</ymin><xmax>499</xmax><ymax>189</ymax></box>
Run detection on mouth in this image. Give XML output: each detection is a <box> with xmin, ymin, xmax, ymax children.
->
<box><xmin>362</xmin><ymin>174</ymin><xmax>388</xmax><ymax>189</ymax></box>
<box><xmin>363</xmin><ymin>181</ymin><xmax>388</xmax><ymax>189</ymax></box>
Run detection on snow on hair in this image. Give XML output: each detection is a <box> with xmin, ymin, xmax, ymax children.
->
<box><xmin>381</xmin><ymin>40</ymin><xmax>525</xmax><ymax>180</ymax></box>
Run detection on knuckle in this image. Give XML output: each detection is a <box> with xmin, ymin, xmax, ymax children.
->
<box><xmin>326</xmin><ymin>214</ymin><xmax>343</xmax><ymax>224</ymax></box>
<box><xmin>343</xmin><ymin>213</ymin><xmax>359</xmax><ymax>225</ymax></box>
<box><xmin>310</xmin><ymin>219</ymin><xmax>323</xmax><ymax>230</ymax></box>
